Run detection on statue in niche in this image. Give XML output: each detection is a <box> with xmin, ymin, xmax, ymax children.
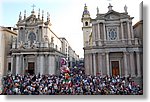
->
<box><xmin>27</xmin><ymin>40</ymin><xmax>31</xmax><ymax>48</ymax></box>
<box><xmin>31</xmin><ymin>40</ymin><xmax>37</xmax><ymax>49</ymax></box>
<box><xmin>19</xmin><ymin>41</ymin><xmax>24</xmax><ymax>49</ymax></box>
<box><xmin>29</xmin><ymin>17</ymin><xmax>35</xmax><ymax>24</ymax></box>
<box><xmin>12</xmin><ymin>37</ymin><xmax>17</xmax><ymax>43</ymax></box>
<box><xmin>44</xmin><ymin>35</ymin><xmax>49</xmax><ymax>42</ymax></box>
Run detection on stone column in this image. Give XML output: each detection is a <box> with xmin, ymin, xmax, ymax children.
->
<box><xmin>103</xmin><ymin>23</ymin><xmax>106</xmax><ymax>42</ymax></box>
<box><xmin>48</xmin><ymin>55</ymin><xmax>51</xmax><ymax>74</ymax></box>
<box><xmin>97</xmin><ymin>23</ymin><xmax>102</xmax><ymax>46</ymax></box>
<box><xmin>130</xmin><ymin>52</ymin><xmax>136</xmax><ymax>77</ymax></box>
<box><xmin>36</xmin><ymin>55</ymin><xmax>40</xmax><ymax>74</ymax></box>
<box><xmin>92</xmin><ymin>24</ymin><xmax>96</xmax><ymax>46</ymax></box>
<box><xmin>24</xmin><ymin>56</ymin><xmax>28</xmax><ymax>74</ymax></box>
<box><xmin>34</xmin><ymin>55</ymin><xmax>37</xmax><ymax>74</ymax></box>
<box><xmin>16</xmin><ymin>55</ymin><xmax>20</xmax><ymax>75</ymax></box>
<box><xmin>20</xmin><ymin>55</ymin><xmax>23</xmax><ymax>74</ymax></box>
<box><xmin>87</xmin><ymin>54</ymin><xmax>90</xmax><ymax>74</ymax></box>
<box><xmin>51</xmin><ymin>55</ymin><xmax>55</xmax><ymax>74</ymax></box>
<box><xmin>98</xmin><ymin>53</ymin><xmax>103</xmax><ymax>75</ymax></box>
<box><xmin>127</xmin><ymin>21</ymin><xmax>132</xmax><ymax>44</ymax></box>
<box><xmin>85</xmin><ymin>54</ymin><xmax>90</xmax><ymax>75</ymax></box>
<box><xmin>89</xmin><ymin>54</ymin><xmax>93</xmax><ymax>75</ymax></box>
<box><xmin>70</xmin><ymin>58</ymin><xmax>73</xmax><ymax>68</ymax></box>
<box><xmin>48</xmin><ymin>55</ymin><xmax>55</xmax><ymax>74</ymax></box>
<box><xmin>106</xmin><ymin>52</ymin><xmax>110</xmax><ymax>76</ymax></box>
<box><xmin>121</xmin><ymin>22</ymin><xmax>125</xmax><ymax>43</ymax></box>
<box><xmin>136</xmin><ymin>52</ymin><xmax>141</xmax><ymax>77</ymax></box>
<box><xmin>22</xmin><ymin>56</ymin><xmax>25</xmax><ymax>75</ymax></box>
<box><xmin>130</xmin><ymin>22</ymin><xmax>134</xmax><ymax>40</ymax></box>
<box><xmin>123</xmin><ymin>52</ymin><xmax>128</xmax><ymax>77</ymax></box>
<box><xmin>93</xmin><ymin>53</ymin><xmax>97</xmax><ymax>75</ymax></box>
<box><xmin>40</xmin><ymin>55</ymin><xmax>44</xmax><ymax>75</ymax></box>
<box><xmin>45</xmin><ymin>55</ymin><xmax>48</xmax><ymax>74</ymax></box>
<box><xmin>11</xmin><ymin>55</ymin><xmax>14</xmax><ymax>74</ymax></box>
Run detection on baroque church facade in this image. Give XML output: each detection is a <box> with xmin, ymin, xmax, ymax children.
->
<box><xmin>81</xmin><ymin>4</ymin><xmax>143</xmax><ymax>78</ymax></box>
<box><xmin>6</xmin><ymin>8</ymin><xmax>79</xmax><ymax>75</ymax></box>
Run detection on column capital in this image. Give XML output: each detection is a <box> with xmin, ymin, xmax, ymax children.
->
<box><xmin>123</xmin><ymin>51</ymin><xmax>128</xmax><ymax>53</ymax></box>
<box><xmin>11</xmin><ymin>55</ymin><xmax>15</xmax><ymax>57</ymax></box>
<box><xmin>105</xmin><ymin>51</ymin><xmax>109</xmax><ymax>54</ymax></box>
<box><xmin>44</xmin><ymin>54</ymin><xmax>48</xmax><ymax>57</ymax></box>
<box><xmin>129</xmin><ymin>52</ymin><xmax>134</xmax><ymax>55</ymax></box>
<box><xmin>136</xmin><ymin>51</ymin><xmax>141</xmax><ymax>54</ymax></box>
<box><xmin>15</xmin><ymin>54</ymin><xmax>20</xmax><ymax>56</ymax></box>
<box><xmin>123</xmin><ymin>52</ymin><xmax>129</xmax><ymax>55</ymax></box>
<box><xmin>128</xmin><ymin>50</ymin><xmax>134</xmax><ymax>53</ymax></box>
<box><xmin>34</xmin><ymin>55</ymin><xmax>38</xmax><ymax>58</ymax></box>
<box><xmin>101</xmin><ymin>53</ymin><xmax>105</xmax><ymax>56</ymax></box>
<box><xmin>97</xmin><ymin>20</ymin><xmax>105</xmax><ymax>23</ymax></box>
<box><xmin>98</xmin><ymin>53</ymin><xmax>102</xmax><ymax>55</ymax></box>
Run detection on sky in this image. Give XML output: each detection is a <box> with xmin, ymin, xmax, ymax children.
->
<box><xmin>0</xmin><ymin>0</ymin><xmax>143</xmax><ymax>58</ymax></box>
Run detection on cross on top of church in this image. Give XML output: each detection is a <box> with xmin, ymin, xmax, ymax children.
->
<box><xmin>31</xmin><ymin>4</ymin><xmax>36</xmax><ymax>11</ymax></box>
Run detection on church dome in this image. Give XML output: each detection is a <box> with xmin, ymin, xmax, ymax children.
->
<box><xmin>82</xmin><ymin>4</ymin><xmax>90</xmax><ymax>16</ymax></box>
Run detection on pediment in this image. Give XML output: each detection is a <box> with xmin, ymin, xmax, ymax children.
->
<box><xmin>17</xmin><ymin>14</ymin><xmax>43</xmax><ymax>26</ymax></box>
<box><xmin>25</xmin><ymin>15</ymin><xmax>37</xmax><ymax>24</ymax></box>
<box><xmin>104</xmin><ymin>11</ymin><xmax>120</xmax><ymax>20</ymax></box>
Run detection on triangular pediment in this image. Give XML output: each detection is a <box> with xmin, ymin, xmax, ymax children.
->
<box><xmin>96</xmin><ymin>10</ymin><xmax>129</xmax><ymax>20</ymax></box>
<box><xmin>104</xmin><ymin>11</ymin><xmax>120</xmax><ymax>20</ymax></box>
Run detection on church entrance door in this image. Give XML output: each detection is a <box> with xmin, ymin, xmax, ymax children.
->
<box><xmin>111</xmin><ymin>61</ymin><xmax>119</xmax><ymax>76</ymax></box>
<box><xmin>28</xmin><ymin>62</ymin><xmax>35</xmax><ymax>75</ymax></box>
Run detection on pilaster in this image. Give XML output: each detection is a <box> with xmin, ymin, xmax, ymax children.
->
<box><xmin>136</xmin><ymin>52</ymin><xmax>141</xmax><ymax>77</ymax></box>
<box><xmin>123</xmin><ymin>52</ymin><xmax>128</xmax><ymax>77</ymax></box>
<box><xmin>106</xmin><ymin>52</ymin><xmax>110</xmax><ymax>76</ymax></box>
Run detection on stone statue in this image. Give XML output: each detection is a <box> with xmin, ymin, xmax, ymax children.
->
<box><xmin>97</xmin><ymin>6</ymin><xmax>99</xmax><ymax>14</ymax></box>
<box><xmin>124</xmin><ymin>5</ymin><xmax>128</xmax><ymax>13</ymax></box>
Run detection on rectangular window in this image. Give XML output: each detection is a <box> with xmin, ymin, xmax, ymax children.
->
<box><xmin>106</xmin><ymin>27</ymin><xmax>119</xmax><ymax>41</ymax></box>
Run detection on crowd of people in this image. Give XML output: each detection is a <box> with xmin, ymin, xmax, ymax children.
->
<box><xmin>1</xmin><ymin>67</ymin><xmax>143</xmax><ymax>95</ymax></box>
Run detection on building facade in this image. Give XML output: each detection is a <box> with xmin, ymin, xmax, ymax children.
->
<box><xmin>6</xmin><ymin>8</ymin><xmax>78</xmax><ymax>75</ymax></box>
<box><xmin>0</xmin><ymin>27</ymin><xmax>17</xmax><ymax>90</ymax></box>
<box><xmin>81</xmin><ymin>4</ymin><xmax>143</xmax><ymax>78</ymax></box>
<box><xmin>0</xmin><ymin>27</ymin><xmax>17</xmax><ymax>76</ymax></box>
<box><xmin>59</xmin><ymin>37</ymin><xmax>79</xmax><ymax>68</ymax></box>
<box><xmin>68</xmin><ymin>46</ymin><xmax>79</xmax><ymax>68</ymax></box>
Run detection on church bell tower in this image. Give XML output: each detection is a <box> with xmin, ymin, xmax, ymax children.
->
<box><xmin>81</xmin><ymin>4</ymin><xmax>92</xmax><ymax>47</ymax></box>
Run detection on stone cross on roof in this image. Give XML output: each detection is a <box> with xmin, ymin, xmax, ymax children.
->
<box><xmin>31</xmin><ymin>4</ymin><xmax>36</xmax><ymax>14</ymax></box>
<box><xmin>31</xmin><ymin>4</ymin><xmax>36</xmax><ymax>11</ymax></box>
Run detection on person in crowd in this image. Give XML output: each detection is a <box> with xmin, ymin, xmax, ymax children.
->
<box><xmin>1</xmin><ymin>67</ymin><xmax>143</xmax><ymax>95</ymax></box>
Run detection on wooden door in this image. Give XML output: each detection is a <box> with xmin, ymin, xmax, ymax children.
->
<box><xmin>111</xmin><ymin>61</ymin><xmax>119</xmax><ymax>76</ymax></box>
<box><xmin>28</xmin><ymin>62</ymin><xmax>35</xmax><ymax>75</ymax></box>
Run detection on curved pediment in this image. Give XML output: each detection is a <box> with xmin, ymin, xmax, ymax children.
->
<box><xmin>17</xmin><ymin>14</ymin><xmax>43</xmax><ymax>26</ymax></box>
<box><xmin>25</xmin><ymin>14</ymin><xmax>38</xmax><ymax>24</ymax></box>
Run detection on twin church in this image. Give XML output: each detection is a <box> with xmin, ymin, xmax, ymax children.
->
<box><xmin>5</xmin><ymin>3</ymin><xmax>143</xmax><ymax>78</ymax></box>
<box><xmin>6</xmin><ymin>7</ymin><xmax>79</xmax><ymax>75</ymax></box>
<box><xmin>81</xmin><ymin>4</ymin><xmax>143</xmax><ymax>78</ymax></box>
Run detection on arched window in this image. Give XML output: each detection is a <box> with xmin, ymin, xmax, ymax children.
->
<box><xmin>85</xmin><ymin>21</ymin><xmax>88</xmax><ymax>26</ymax></box>
<box><xmin>28</xmin><ymin>32</ymin><xmax>36</xmax><ymax>43</ymax></box>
